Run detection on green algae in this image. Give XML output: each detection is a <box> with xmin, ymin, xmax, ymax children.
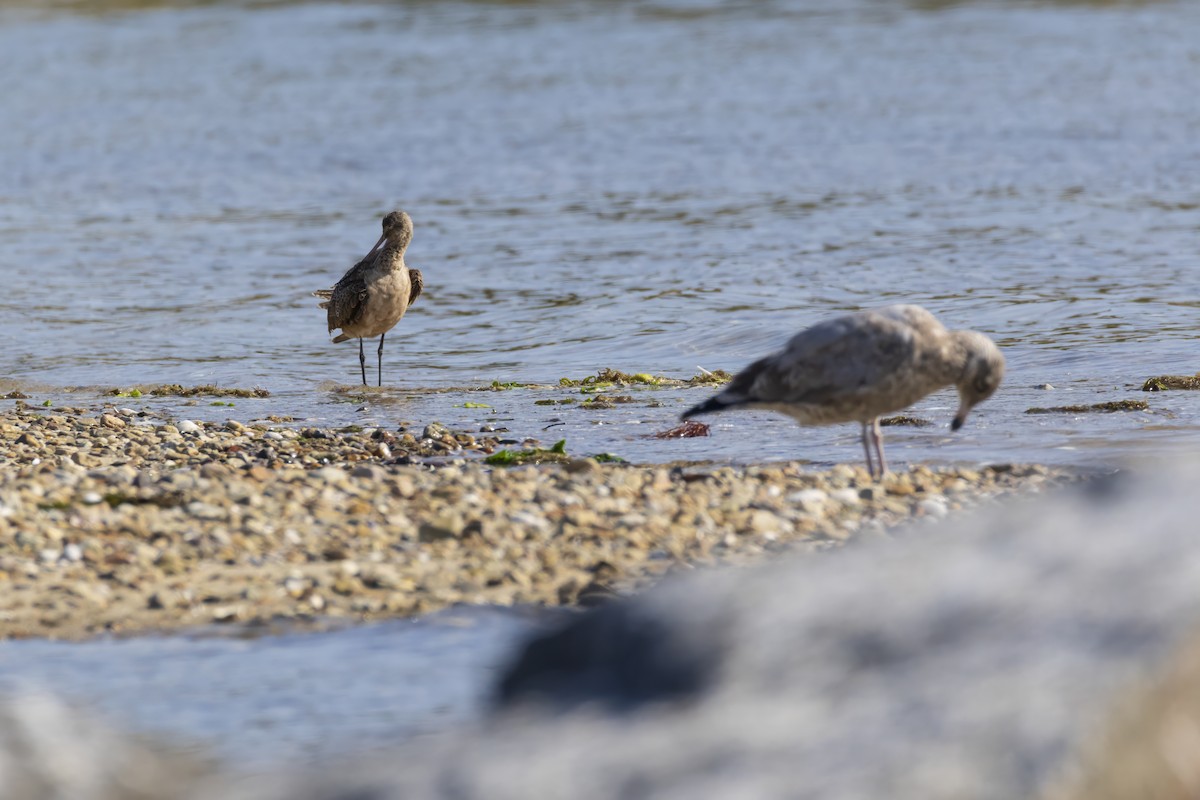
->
<box><xmin>484</xmin><ymin>439</ymin><xmax>625</xmax><ymax>466</ymax></box>
<box><xmin>580</xmin><ymin>394</ymin><xmax>636</xmax><ymax>409</ymax></box>
<box><xmin>684</xmin><ymin>369</ymin><xmax>734</xmax><ymax>386</ymax></box>
<box><xmin>558</xmin><ymin>367</ymin><xmax>733</xmax><ymax>392</ymax></box>
<box><xmin>457</xmin><ymin>402</ymin><xmax>492</xmax><ymax>409</ymax></box>
<box><xmin>485</xmin><ymin>439</ymin><xmax>569</xmax><ymax>466</ymax></box>
<box><xmin>1141</xmin><ymin>374</ymin><xmax>1200</xmax><ymax>391</ymax></box>
<box><xmin>109</xmin><ymin>384</ymin><xmax>270</xmax><ymax>399</ymax></box>
<box><xmin>1025</xmin><ymin>400</ymin><xmax>1150</xmax><ymax>414</ymax></box>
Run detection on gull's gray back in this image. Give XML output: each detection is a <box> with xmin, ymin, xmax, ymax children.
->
<box><xmin>734</xmin><ymin>305</ymin><xmax>953</xmax><ymax>424</ymax></box>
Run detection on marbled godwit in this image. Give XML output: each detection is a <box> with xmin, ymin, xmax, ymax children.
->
<box><xmin>314</xmin><ymin>211</ymin><xmax>424</xmax><ymax>386</ymax></box>
<box><xmin>681</xmin><ymin>305</ymin><xmax>1005</xmax><ymax>478</ymax></box>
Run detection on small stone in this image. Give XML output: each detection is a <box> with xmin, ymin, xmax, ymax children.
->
<box><xmin>918</xmin><ymin>497</ymin><xmax>949</xmax><ymax>518</ymax></box>
<box><xmin>314</xmin><ymin>466</ymin><xmax>346</xmax><ymax>484</ymax></box>
<box><xmin>63</xmin><ymin>543</ymin><xmax>83</xmax><ymax>562</ymax></box>
<box><xmin>422</xmin><ymin>422</ymin><xmax>451</xmax><ymax>440</ymax></box>
<box><xmin>177</xmin><ymin>420</ymin><xmax>201</xmax><ymax>434</ymax></box>
<box><xmin>787</xmin><ymin>488</ymin><xmax>829</xmax><ymax>512</ymax></box>
<box><xmin>156</xmin><ymin>551</ymin><xmax>185</xmax><ymax>575</ymax></box>
<box><xmin>39</xmin><ymin>549</ymin><xmax>61</xmax><ymax>564</ymax></box>
<box><xmin>1034</xmin><ymin>383</ymin><xmax>1055</xmax><ymax>390</ymax></box>
<box><xmin>186</xmin><ymin>501</ymin><xmax>226</xmax><ymax>521</ymax></box>
<box><xmin>829</xmin><ymin>488</ymin><xmax>861</xmax><ymax>506</ymax></box>
<box><xmin>73</xmin><ymin>452</ymin><xmax>103</xmax><ymax>468</ymax></box>
<box><xmin>351</xmin><ymin>464</ymin><xmax>386</xmax><ymax>480</ymax></box>
<box><xmin>225</xmin><ymin>420</ymin><xmax>246</xmax><ymax>433</ymax></box>
<box><xmin>100</xmin><ymin>414</ymin><xmax>126</xmax><ymax>429</ymax></box>
<box><xmin>211</xmin><ymin>605</ymin><xmax>242</xmax><ymax>623</ymax></box>
<box><xmin>419</xmin><ymin>514</ymin><xmax>464</xmax><ymax>542</ymax></box>
<box><xmin>81</xmin><ymin>491</ymin><xmax>103</xmax><ymax>505</ymax></box>
<box><xmin>331</xmin><ymin>576</ymin><xmax>360</xmax><ymax>595</ymax></box>
<box><xmin>565</xmin><ymin>458</ymin><xmax>599</xmax><ymax>475</ymax></box>
<box><xmin>247</xmin><ymin>465</ymin><xmax>272</xmax><ymax>482</ymax></box>
<box><xmin>749</xmin><ymin>509</ymin><xmax>781</xmax><ymax>535</ymax></box>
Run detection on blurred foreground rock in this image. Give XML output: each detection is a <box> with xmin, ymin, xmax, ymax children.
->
<box><xmin>8</xmin><ymin>462</ymin><xmax>1200</xmax><ymax>799</ymax></box>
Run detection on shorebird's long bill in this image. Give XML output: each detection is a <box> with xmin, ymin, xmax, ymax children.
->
<box><xmin>363</xmin><ymin>231</ymin><xmax>388</xmax><ymax>261</ymax></box>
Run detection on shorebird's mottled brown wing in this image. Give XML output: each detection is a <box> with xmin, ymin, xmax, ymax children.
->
<box><xmin>407</xmin><ymin>268</ymin><xmax>423</xmax><ymax>308</ymax></box>
<box><xmin>324</xmin><ymin>274</ymin><xmax>369</xmax><ymax>333</ymax></box>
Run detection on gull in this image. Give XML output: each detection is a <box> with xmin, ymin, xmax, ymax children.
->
<box><xmin>681</xmin><ymin>305</ymin><xmax>1005</xmax><ymax>478</ymax></box>
<box><xmin>314</xmin><ymin>211</ymin><xmax>424</xmax><ymax>386</ymax></box>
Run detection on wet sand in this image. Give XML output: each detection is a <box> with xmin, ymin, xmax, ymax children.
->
<box><xmin>0</xmin><ymin>402</ymin><xmax>1071</xmax><ymax>640</ymax></box>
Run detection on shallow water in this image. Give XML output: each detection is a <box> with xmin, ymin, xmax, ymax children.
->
<box><xmin>2</xmin><ymin>0</ymin><xmax>1199</xmax><ymax>765</ymax></box>
<box><xmin>2</xmin><ymin>0</ymin><xmax>1200</xmax><ymax>468</ymax></box>
<box><xmin>0</xmin><ymin>606</ymin><xmax>544</xmax><ymax>765</ymax></box>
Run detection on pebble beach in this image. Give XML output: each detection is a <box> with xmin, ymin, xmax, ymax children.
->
<box><xmin>0</xmin><ymin>401</ymin><xmax>1070</xmax><ymax>641</ymax></box>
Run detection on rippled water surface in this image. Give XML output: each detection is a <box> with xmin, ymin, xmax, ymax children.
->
<box><xmin>0</xmin><ymin>607</ymin><xmax>543</xmax><ymax>765</ymax></box>
<box><xmin>1</xmin><ymin>0</ymin><xmax>1199</xmax><ymax>466</ymax></box>
<box><xmin>1</xmin><ymin>0</ymin><xmax>1199</xmax><ymax>769</ymax></box>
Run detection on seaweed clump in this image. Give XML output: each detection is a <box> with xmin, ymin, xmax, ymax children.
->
<box><xmin>880</xmin><ymin>415</ymin><xmax>932</xmax><ymax>427</ymax></box>
<box><xmin>1026</xmin><ymin>400</ymin><xmax>1150</xmax><ymax>414</ymax></box>
<box><xmin>485</xmin><ymin>439</ymin><xmax>571</xmax><ymax>466</ymax></box>
<box><xmin>1141</xmin><ymin>374</ymin><xmax>1200</xmax><ymax>391</ymax></box>
<box><xmin>652</xmin><ymin>420</ymin><xmax>711</xmax><ymax>439</ymax></box>
<box><xmin>559</xmin><ymin>367</ymin><xmax>733</xmax><ymax>391</ymax></box>
<box><xmin>108</xmin><ymin>385</ymin><xmax>270</xmax><ymax>398</ymax></box>
<box><xmin>580</xmin><ymin>394</ymin><xmax>636</xmax><ymax>410</ymax></box>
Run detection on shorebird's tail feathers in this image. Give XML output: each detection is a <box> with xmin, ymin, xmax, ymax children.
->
<box><xmin>681</xmin><ymin>393</ymin><xmax>748</xmax><ymax>420</ymax></box>
<box><xmin>331</xmin><ymin>333</ymin><xmax>353</xmax><ymax>344</ymax></box>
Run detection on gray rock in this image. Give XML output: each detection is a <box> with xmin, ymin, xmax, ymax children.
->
<box><xmin>422</xmin><ymin>422</ymin><xmax>451</xmax><ymax>441</ymax></box>
<box><xmin>0</xmin><ymin>692</ymin><xmax>204</xmax><ymax>800</ymax></box>
<box><xmin>10</xmin><ymin>462</ymin><xmax>1200</xmax><ymax>800</ymax></box>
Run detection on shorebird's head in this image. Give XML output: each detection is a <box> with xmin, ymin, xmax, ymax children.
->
<box><xmin>951</xmin><ymin>331</ymin><xmax>1005</xmax><ymax>431</ymax></box>
<box><xmin>363</xmin><ymin>210</ymin><xmax>414</xmax><ymax>260</ymax></box>
<box><xmin>382</xmin><ymin>210</ymin><xmax>413</xmax><ymax>249</ymax></box>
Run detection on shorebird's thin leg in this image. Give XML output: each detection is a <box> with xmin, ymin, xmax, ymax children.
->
<box><xmin>860</xmin><ymin>421</ymin><xmax>877</xmax><ymax>478</ymax></box>
<box><xmin>871</xmin><ymin>417</ymin><xmax>887</xmax><ymax>477</ymax></box>
<box><xmin>377</xmin><ymin>333</ymin><xmax>385</xmax><ymax>388</ymax></box>
<box><xmin>358</xmin><ymin>338</ymin><xmax>367</xmax><ymax>386</ymax></box>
